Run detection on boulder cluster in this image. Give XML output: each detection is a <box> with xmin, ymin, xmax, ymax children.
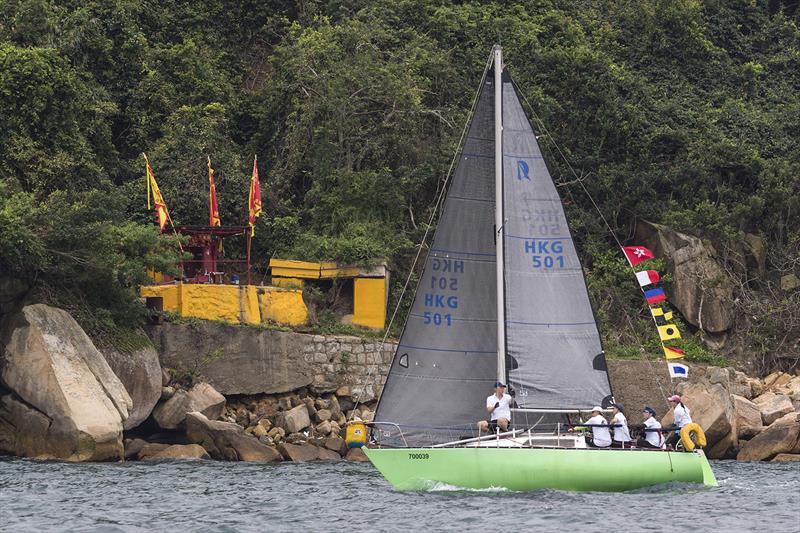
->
<box><xmin>124</xmin><ymin>379</ymin><xmax>374</xmax><ymax>463</ymax></box>
<box><xmin>662</xmin><ymin>366</ymin><xmax>800</xmax><ymax>462</ymax></box>
<box><xmin>0</xmin><ymin>304</ymin><xmax>370</xmax><ymax>463</ymax></box>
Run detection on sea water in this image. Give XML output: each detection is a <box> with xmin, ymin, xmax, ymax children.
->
<box><xmin>0</xmin><ymin>459</ymin><xmax>797</xmax><ymax>532</ymax></box>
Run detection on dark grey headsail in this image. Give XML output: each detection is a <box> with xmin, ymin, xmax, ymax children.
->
<box><xmin>373</xmin><ymin>68</ymin><xmax>498</xmax><ymax>446</ymax></box>
<box><xmin>501</xmin><ymin>74</ymin><xmax>613</xmax><ymax>410</ymax></box>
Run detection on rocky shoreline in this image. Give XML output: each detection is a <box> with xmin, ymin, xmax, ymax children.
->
<box><xmin>1</xmin><ymin>304</ymin><xmax>798</xmax><ymax>464</ymax></box>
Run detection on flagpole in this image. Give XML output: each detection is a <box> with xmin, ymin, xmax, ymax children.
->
<box><xmin>246</xmin><ymin>230</ymin><xmax>252</xmax><ymax>286</ymax></box>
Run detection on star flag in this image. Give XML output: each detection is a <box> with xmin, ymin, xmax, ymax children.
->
<box><xmin>644</xmin><ymin>287</ymin><xmax>667</xmax><ymax>305</ymax></box>
<box><xmin>635</xmin><ymin>270</ymin><xmax>661</xmax><ymax>287</ymax></box>
<box><xmin>248</xmin><ymin>155</ymin><xmax>262</xmax><ymax>236</ymax></box>
<box><xmin>623</xmin><ymin>246</ymin><xmax>655</xmax><ymax>266</ymax></box>
<box><xmin>663</xmin><ymin>346</ymin><xmax>685</xmax><ymax>359</ymax></box>
<box><xmin>208</xmin><ymin>156</ymin><xmax>221</xmax><ymax>227</ymax></box>
<box><xmin>144</xmin><ymin>154</ymin><xmax>171</xmax><ymax>233</ymax></box>
<box><xmin>657</xmin><ymin>324</ymin><xmax>682</xmax><ymax>341</ymax></box>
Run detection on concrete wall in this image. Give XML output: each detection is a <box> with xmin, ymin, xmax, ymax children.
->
<box><xmin>147</xmin><ymin>322</ymin><xmax>394</xmax><ymax>400</ymax></box>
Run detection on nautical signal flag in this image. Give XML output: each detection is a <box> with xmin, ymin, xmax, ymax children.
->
<box><xmin>663</xmin><ymin>346</ymin><xmax>685</xmax><ymax>359</ymax></box>
<box><xmin>668</xmin><ymin>362</ymin><xmax>689</xmax><ymax>378</ymax></box>
<box><xmin>657</xmin><ymin>325</ymin><xmax>682</xmax><ymax>341</ymax></box>
<box><xmin>208</xmin><ymin>156</ymin><xmax>221</xmax><ymax>227</ymax></box>
<box><xmin>623</xmin><ymin>246</ymin><xmax>655</xmax><ymax>266</ymax></box>
<box><xmin>144</xmin><ymin>154</ymin><xmax>171</xmax><ymax>233</ymax></box>
<box><xmin>644</xmin><ymin>287</ymin><xmax>667</xmax><ymax>305</ymax></box>
<box><xmin>635</xmin><ymin>270</ymin><xmax>660</xmax><ymax>287</ymax></box>
<box><xmin>651</xmin><ymin>306</ymin><xmax>674</xmax><ymax>324</ymax></box>
<box><xmin>248</xmin><ymin>155</ymin><xmax>262</xmax><ymax>236</ymax></box>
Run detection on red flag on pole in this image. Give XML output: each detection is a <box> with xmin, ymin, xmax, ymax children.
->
<box><xmin>144</xmin><ymin>154</ymin><xmax>171</xmax><ymax>233</ymax></box>
<box><xmin>208</xmin><ymin>156</ymin><xmax>221</xmax><ymax>227</ymax></box>
<box><xmin>622</xmin><ymin>246</ymin><xmax>655</xmax><ymax>266</ymax></box>
<box><xmin>248</xmin><ymin>155</ymin><xmax>262</xmax><ymax>236</ymax></box>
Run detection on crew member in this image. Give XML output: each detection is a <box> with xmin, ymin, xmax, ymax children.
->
<box><xmin>610</xmin><ymin>403</ymin><xmax>633</xmax><ymax>448</ymax></box>
<box><xmin>637</xmin><ymin>406</ymin><xmax>664</xmax><ymax>449</ymax></box>
<box><xmin>664</xmin><ymin>395</ymin><xmax>692</xmax><ymax>448</ymax></box>
<box><xmin>584</xmin><ymin>406</ymin><xmax>611</xmax><ymax>448</ymax></box>
<box><xmin>477</xmin><ymin>381</ymin><xmax>513</xmax><ymax>434</ymax></box>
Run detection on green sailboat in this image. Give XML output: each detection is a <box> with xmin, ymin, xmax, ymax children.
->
<box><xmin>365</xmin><ymin>46</ymin><xmax>717</xmax><ymax>492</ymax></box>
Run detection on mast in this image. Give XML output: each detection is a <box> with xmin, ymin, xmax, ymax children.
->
<box><xmin>493</xmin><ymin>45</ymin><xmax>506</xmax><ymax>384</ymax></box>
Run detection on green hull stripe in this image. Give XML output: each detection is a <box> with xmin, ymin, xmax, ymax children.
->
<box><xmin>364</xmin><ymin>447</ymin><xmax>718</xmax><ymax>492</ymax></box>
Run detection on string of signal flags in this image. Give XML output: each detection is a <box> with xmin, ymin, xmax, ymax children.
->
<box><xmin>143</xmin><ymin>153</ymin><xmax>263</xmax><ymax>236</ymax></box>
<box><xmin>622</xmin><ymin>245</ymin><xmax>689</xmax><ymax>379</ymax></box>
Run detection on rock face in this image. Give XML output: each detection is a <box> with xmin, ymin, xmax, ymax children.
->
<box><xmin>278</xmin><ymin>442</ymin><xmax>340</xmax><ymax>462</ymax></box>
<box><xmin>737</xmin><ymin>413</ymin><xmax>800</xmax><ymax>461</ymax></box>
<box><xmin>139</xmin><ymin>443</ymin><xmax>210</xmax><ymax>461</ymax></box>
<box><xmin>635</xmin><ymin>222</ymin><xmax>733</xmax><ymax>334</ymax></box>
<box><xmin>753</xmin><ymin>392</ymin><xmax>795</xmax><ymax>426</ymax></box>
<box><xmin>0</xmin><ymin>304</ymin><xmax>131</xmax><ymax>461</ymax></box>
<box><xmin>733</xmin><ymin>395</ymin><xmax>764</xmax><ymax>439</ymax></box>
<box><xmin>153</xmin><ymin>382</ymin><xmax>226</xmax><ymax>429</ymax></box>
<box><xmin>345</xmin><ymin>447</ymin><xmax>369</xmax><ymax>462</ymax></box>
<box><xmin>185</xmin><ymin>412</ymin><xmax>282</xmax><ymax>461</ymax></box>
<box><xmin>147</xmin><ymin>322</ymin><xmax>316</xmax><ymax>395</ymax></box>
<box><xmin>101</xmin><ymin>343</ymin><xmax>162</xmax><ymax>430</ymax></box>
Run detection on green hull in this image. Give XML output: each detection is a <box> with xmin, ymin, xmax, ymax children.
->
<box><xmin>364</xmin><ymin>447</ymin><xmax>717</xmax><ymax>492</ymax></box>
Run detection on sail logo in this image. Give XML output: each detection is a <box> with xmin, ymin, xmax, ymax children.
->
<box><xmin>517</xmin><ymin>160</ymin><xmax>531</xmax><ymax>181</ymax></box>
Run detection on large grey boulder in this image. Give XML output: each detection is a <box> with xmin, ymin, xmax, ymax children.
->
<box><xmin>733</xmin><ymin>395</ymin><xmax>765</xmax><ymax>439</ymax></box>
<box><xmin>737</xmin><ymin>412</ymin><xmax>800</xmax><ymax>461</ymax></box>
<box><xmin>139</xmin><ymin>443</ymin><xmax>210</xmax><ymax>461</ymax></box>
<box><xmin>278</xmin><ymin>404</ymin><xmax>311</xmax><ymax>434</ymax></box>
<box><xmin>753</xmin><ymin>392</ymin><xmax>795</xmax><ymax>426</ymax></box>
<box><xmin>185</xmin><ymin>411</ymin><xmax>282</xmax><ymax>461</ymax></box>
<box><xmin>152</xmin><ymin>382</ymin><xmax>225</xmax><ymax>429</ymax></box>
<box><xmin>0</xmin><ymin>304</ymin><xmax>131</xmax><ymax>461</ymax></box>
<box><xmin>146</xmin><ymin>322</ymin><xmax>315</xmax><ymax>395</ymax></box>
<box><xmin>102</xmin><ymin>343</ymin><xmax>162</xmax><ymax>430</ymax></box>
<box><xmin>635</xmin><ymin>222</ymin><xmax>733</xmax><ymax>334</ymax></box>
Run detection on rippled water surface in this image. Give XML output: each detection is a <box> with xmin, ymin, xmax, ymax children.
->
<box><xmin>0</xmin><ymin>459</ymin><xmax>797</xmax><ymax>532</ymax></box>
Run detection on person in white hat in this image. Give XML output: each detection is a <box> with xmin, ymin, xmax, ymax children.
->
<box><xmin>584</xmin><ymin>406</ymin><xmax>611</xmax><ymax>448</ymax></box>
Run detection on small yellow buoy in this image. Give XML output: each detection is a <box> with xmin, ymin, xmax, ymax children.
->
<box><xmin>345</xmin><ymin>421</ymin><xmax>368</xmax><ymax>448</ymax></box>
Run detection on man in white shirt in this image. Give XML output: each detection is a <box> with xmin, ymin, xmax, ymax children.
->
<box><xmin>636</xmin><ymin>406</ymin><xmax>664</xmax><ymax>449</ymax></box>
<box><xmin>477</xmin><ymin>381</ymin><xmax>513</xmax><ymax>434</ymax></box>
<box><xmin>610</xmin><ymin>403</ymin><xmax>632</xmax><ymax>448</ymax></box>
<box><xmin>584</xmin><ymin>406</ymin><xmax>611</xmax><ymax>448</ymax></box>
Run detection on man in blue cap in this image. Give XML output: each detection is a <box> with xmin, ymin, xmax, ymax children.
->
<box><xmin>477</xmin><ymin>381</ymin><xmax>513</xmax><ymax>434</ymax></box>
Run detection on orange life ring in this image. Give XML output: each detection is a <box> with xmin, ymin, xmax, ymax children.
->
<box><xmin>680</xmin><ymin>423</ymin><xmax>707</xmax><ymax>451</ymax></box>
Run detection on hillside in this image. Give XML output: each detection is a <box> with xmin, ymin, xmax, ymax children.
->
<box><xmin>0</xmin><ymin>0</ymin><xmax>798</xmax><ymax>372</ymax></box>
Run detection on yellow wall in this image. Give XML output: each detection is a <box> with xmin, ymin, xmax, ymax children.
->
<box><xmin>140</xmin><ymin>284</ymin><xmax>307</xmax><ymax>327</ymax></box>
<box><xmin>258</xmin><ymin>287</ymin><xmax>308</xmax><ymax>326</ymax></box>
<box><xmin>271</xmin><ymin>277</ymin><xmax>305</xmax><ymax>289</ymax></box>
<box><xmin>353</xmin><ymin>278</ymin><xmax>387</xmax><ymax>329</ymax></box>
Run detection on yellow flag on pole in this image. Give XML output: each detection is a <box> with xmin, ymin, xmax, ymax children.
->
<box><xmin>144</xmin><ymin>154</ymin><xmax>171</xmax><ymax>233</ymax></box>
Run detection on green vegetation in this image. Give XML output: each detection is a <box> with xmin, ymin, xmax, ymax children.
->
<box><xmin>1</xmin><ymin>1</ymin><xmax>798</xmax><ymax>368</ymax></box>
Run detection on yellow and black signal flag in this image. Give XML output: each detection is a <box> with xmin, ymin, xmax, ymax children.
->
<box><xmin>144</xmin><ymin>154</ymin><xmax>171</xmax><ymax>233</ymax></box>
<box><xmin>651</xmin><ymin>306</ymin><xmax>674</xmax><ymax>325</ymax></box>
<box><xmin>657</xmin><ymin>324</ymin><xmax>682</xmax><ymax>341</ymax></box>
<box><xmin>208</xmin><ymin>156</ymin><xmax>221</xmax><ymax>227</ymax></box>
